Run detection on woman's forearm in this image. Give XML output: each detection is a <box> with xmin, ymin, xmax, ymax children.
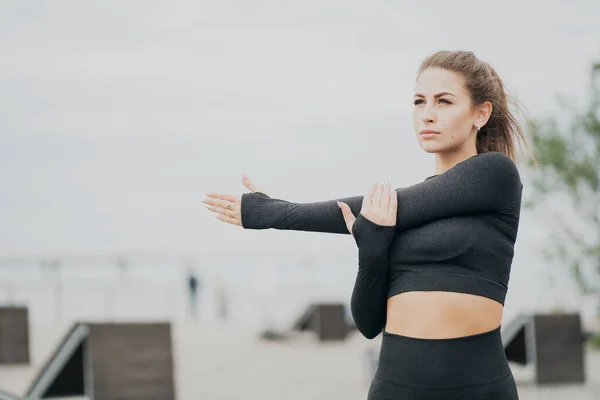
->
<box><xmin>349</xmin><ymin>215</ymin><xmax>395</xmax><ymax>339</ymax></box>
<box><xmin>240</xmin><ymin>192</ymin><xmax>360</xmax><ymax>234</ymax></box>
<box><xmin>350</xmin><ymin>263</ymin><xmax>388</xmax><ymax>339</ymax></box>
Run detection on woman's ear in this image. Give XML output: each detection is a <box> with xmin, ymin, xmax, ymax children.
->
<box><xmin>474</xmin><ymin>101</ymin><xmax>493</xmax><ymax>130</ymax></box>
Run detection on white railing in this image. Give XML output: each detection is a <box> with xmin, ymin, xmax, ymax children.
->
<box><xmin>0</xmin><ymin>250</ymin><xmax>357</xmax><ymax>327</ymax></box>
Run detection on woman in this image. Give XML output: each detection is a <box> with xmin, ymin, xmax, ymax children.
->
<box><xmin>203</xmin><ymin>50</ymin><xmax>530</xmax><ymax>399</ymax></box>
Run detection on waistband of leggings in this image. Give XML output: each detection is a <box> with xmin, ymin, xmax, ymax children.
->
<box><xmin>376</xmin><ymin>325</ymin><xmax>512</xmax><ymax>388</ymax></box>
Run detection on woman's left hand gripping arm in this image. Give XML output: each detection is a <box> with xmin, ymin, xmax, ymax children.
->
<box><xmin>338</xmin><ymin>181</ymin><xmax>397</xmax><ymax>339</ymax></box>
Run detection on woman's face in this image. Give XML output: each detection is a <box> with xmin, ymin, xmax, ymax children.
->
<box><xmin>412</xmin><ymin>67</ymin><xmax>482</xmax><ymax>154</ymax></box>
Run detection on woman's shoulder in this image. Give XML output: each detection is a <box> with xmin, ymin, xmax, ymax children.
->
<box><xmin>464</xmin><ymin>151</ymin><xmax>522</xmax><ymax>184</ymax></box>
<box><xmin>464</xmin><ymin>151</ymin><xmax>517</xmax><ymax>170</ymax></box>
<box><xmin>425</xmin><ymin>152</ymin><xmax>521</xmax><ymax>186</ymax></box>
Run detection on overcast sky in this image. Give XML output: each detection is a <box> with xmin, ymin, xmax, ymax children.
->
<box><xmin>1</xmin><ymin>0</ymin><xmax>599</xmax><ymax>260</ymax></box>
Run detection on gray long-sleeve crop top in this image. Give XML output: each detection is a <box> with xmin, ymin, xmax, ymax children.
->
<box><xmin>240</xmin><ymin>152</ymin><xmax>523</xmax><ymax>338</ymax></box>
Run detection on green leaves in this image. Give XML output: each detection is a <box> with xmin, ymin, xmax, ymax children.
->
<box><xmin>526</xmin><ymin>60</ymin><xmax>600</xmax><ymax>295</ymax></box>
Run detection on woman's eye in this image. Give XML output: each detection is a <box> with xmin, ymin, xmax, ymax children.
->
<box><xmin>413</xmin><ymin>99</ymin><xmax>451</xmax><ymax>105</ymax></box>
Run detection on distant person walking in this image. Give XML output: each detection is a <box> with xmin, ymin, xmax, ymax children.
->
<box><xmin>187</xmin><ymin>269</ymin><xmax>201</xmax><ymax>320</ymax></box>
<box><xmin>214</xmin><ymin>275</ymin><xmax>229</xmax><ymax>322</ymax></box>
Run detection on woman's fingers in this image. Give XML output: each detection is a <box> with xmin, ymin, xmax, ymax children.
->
<box><xmin>337</xmin><ymin>201</ymin><xmax>356</xmax><ymax>235</ymax></box>
<box><xmin>202</xmin><ymin>194</ymin><xmax>239</xmax><ymax>211</ymax></box>
<box><xmin>203</xmin><ymin>193</ymin><xmax>240</xmax><ymax>210</ymax></box>
<box><xmin>204</xmin><ymin>202</ymin><xmax>239</xmax><ymax>218</ymax></box>
<box><xmin>205</xmin><ymin>192</ymin><xmax>240</xmax><ymax>203</ymax></box>
<box><xmin>215</xmin><ymin>213</ymin><xmax>242</xmax><ymax>227</ymax></box>
<box><xmin>359</xmin><ymin>181</ymin><xmax>396</xmax><ymax>227</ymax></box>
<box><xmin>362</xmin><ymin>183</ymin><xmax>378</xmax><ymax>209</ymax></box>
<box><xmin>203</xmin><ymin>193</ymin><xmax>242</xmax><ymax>226</ymax></box>
<box><xmin>203</xmin><ymin>175</ymin><xmax>263</xmax><ymax>228</ymax></box>
<box><xmin>389</xmin><ymin>185</ymin><xmax>398</xmax><ymax>213</ymax></box>
<box><xmin>381</xmin><ymin>182</ymin><xmax>390</xmax><ymax>210</ymax></box>
<box><xmin>372</xmin><ymin>182</ymin><xmax>383</xmax><ymax>209</ymax></box>
<box><xmin>242</xmin><ymin>174</ymin><xmax>264</xmax><ymax>193</ymax></box>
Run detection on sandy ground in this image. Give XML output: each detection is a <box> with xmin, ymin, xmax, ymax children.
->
<box><xmin>0</xmin><ymin>322</ymin><xmax>598</xmax><ymax>399</ymax></box>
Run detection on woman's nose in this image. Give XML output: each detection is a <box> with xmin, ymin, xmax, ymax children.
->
<box><xmin>421</xmin><ymin>105</ymin><xmax>435</xmax><ymax>123</ymax></box>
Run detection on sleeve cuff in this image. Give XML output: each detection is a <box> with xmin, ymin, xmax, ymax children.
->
<box><xmin>352</xmin><ymin>213</ymin><xmax>396</xmax><ymax>250</ymax></box>
<box><xmin>240</xmin><ymin>192</ymin><xmax>281</xmax><ymax>229</ymax></box>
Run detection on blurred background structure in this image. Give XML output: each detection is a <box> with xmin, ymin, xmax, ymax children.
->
<box><xmin>1</xmin><ymin>1</ymin><xmax>600</xmax><ymax>399</ymax></box>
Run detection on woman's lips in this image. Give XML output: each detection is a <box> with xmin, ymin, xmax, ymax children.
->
<box><xmin>419</xmin><ymin>130</ymin><xmax>440</xmax><ymax>139</ymax></box>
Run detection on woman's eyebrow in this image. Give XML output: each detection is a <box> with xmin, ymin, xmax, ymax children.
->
<box><xmin>414</xmin><ymin>92</ymin><xmax>456</xmax><ymax>98</ymax></box>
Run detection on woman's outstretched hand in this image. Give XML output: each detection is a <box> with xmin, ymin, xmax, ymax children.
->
<box><xmin>337</xmin><ymin>181</ymin><xmax>397</xmax><ymax>235</ymax></box>
<box><xmin>203</xmin><ymin>174</ymin><xmax>265</xmax><ymax>227</ymax></box>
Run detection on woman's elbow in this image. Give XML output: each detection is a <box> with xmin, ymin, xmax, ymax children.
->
<box><xmin>358</xmin><ymin>325</ymin><xmax>382</xmax><ymax>339</ymax></box>
<box><xmin>351</xmin><ymin>309</ymin><xmax>384</xmax><ymax>339</ymax></box>
<box><xmin>350</xmin><ymin>293</ymin><xmax>386</xmax><ymax>339</ymax></box>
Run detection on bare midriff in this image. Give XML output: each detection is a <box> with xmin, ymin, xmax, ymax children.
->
<box><xmin>385</xmin><ymin>291</ymin><xmax>503</xmax><ymax>339</ymax></box>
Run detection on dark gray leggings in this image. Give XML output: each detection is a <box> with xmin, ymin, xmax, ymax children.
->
<box><xmin>368</xmin><ymin>326</ymin><xmax>519</xmax><ymax>400</ymax></box>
